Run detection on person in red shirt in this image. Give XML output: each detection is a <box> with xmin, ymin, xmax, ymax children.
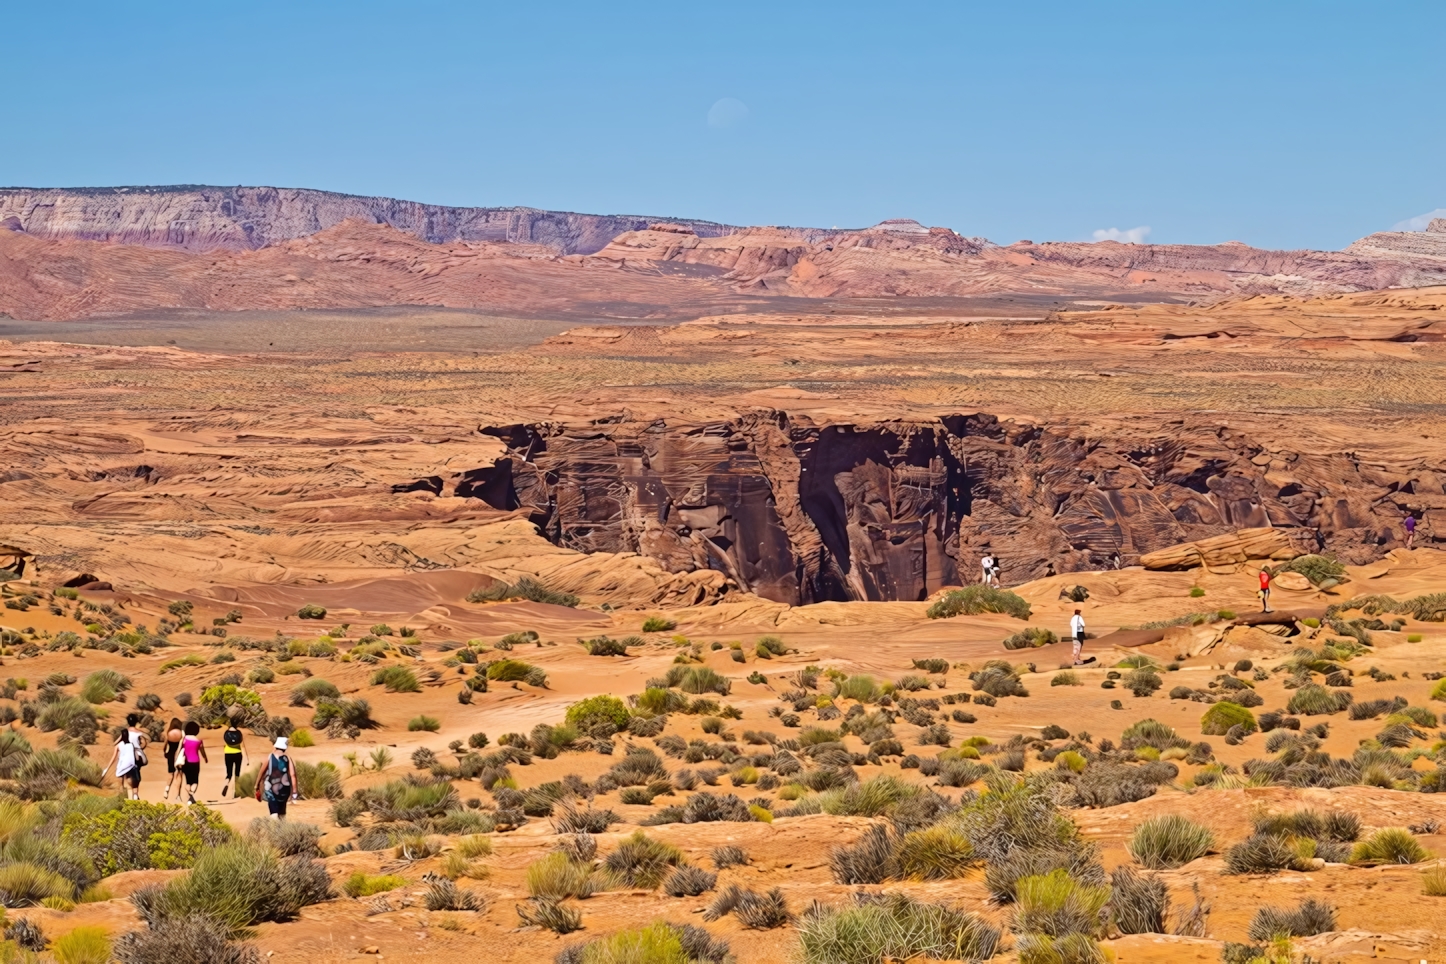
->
<box><xmin>1258</xmin><ymin>568</ymin><xmax>1271</xmax><ymax>613</ymax></box>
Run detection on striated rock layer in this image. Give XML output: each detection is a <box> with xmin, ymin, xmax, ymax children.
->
<box><xmin>406</xmin><ymin>412</ymin><xmax>1427</xmax><ymax>605</ymax></box>
<box><xmin>0</xmin><ymin>185</ymin><xmax>736</xmax><ymax>254</ymax></box>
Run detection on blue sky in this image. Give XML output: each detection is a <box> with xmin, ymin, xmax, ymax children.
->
<box><xmin>4</xmin><ymin>1</ymin><xmax>1442</xmax><ymax>250</ymax></box>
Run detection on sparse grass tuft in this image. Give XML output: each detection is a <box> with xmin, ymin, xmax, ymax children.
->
<box><xmin>796</xmin><ymin>892</ymin><xmax>1000</xmax><ymax>964</ymax></box>
<box><xmin>1248</xmin><ymin>898</ymin><xmax>1337</xmax><ymax>941</ymax></box>
<box><xmin>1351</xmin><ymin>828</ymin><xmax>1430</xmax><ymax>865</ymax></box>
<box><xmin>1128</xmin><ymin>815</ymin><xmax>1214</xmax><ymax>870</ymax></box>
<box><xmin>343</xmin><ymin>873</ymin><xmax>406</xmax><ymax>898</ymax></box>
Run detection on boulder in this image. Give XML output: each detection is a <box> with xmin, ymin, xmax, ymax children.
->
<box><xmin>1272</xmin><ymin>571</ymin><xmax>1313</xmax><ymax>591</ymax></box>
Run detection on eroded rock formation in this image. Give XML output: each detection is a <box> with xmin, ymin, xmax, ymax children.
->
<box><xmin>396</xmin><ymin>413</ymin><xmax>1437</xmax><ymax>605</ymax></box>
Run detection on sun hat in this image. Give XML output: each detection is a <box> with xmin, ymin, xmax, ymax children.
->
<box><xmin>274</xmin><ymin>737</ymin><xmax>288</xmax><ymax>750</ymax></box>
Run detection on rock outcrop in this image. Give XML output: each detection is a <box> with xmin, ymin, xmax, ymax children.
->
<box><xmin>385</xmin><ymin>414</ymin><xmax>1431</xmax><ymax>605</ymax></box>
<box><xmin>1138</xmin><ymin>527</ymin><xmax>1315</xmax><ymax>570</ymax></box>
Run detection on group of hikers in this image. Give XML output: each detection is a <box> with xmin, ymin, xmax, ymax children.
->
<box><xmin>101</xmin><ymin>714</ymin><xmax>301</xmax><ymax>817</ymax></box>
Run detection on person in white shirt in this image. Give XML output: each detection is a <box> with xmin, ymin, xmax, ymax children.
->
<box><xmin>981</xmin><ymin>554</ymin><xmax>994</xmax><ymax>585</ymax></box>
<box><xmin>1070</xmin><ymin>609</ymin><xmax>1087</xmax><ymax>665</ymax></box>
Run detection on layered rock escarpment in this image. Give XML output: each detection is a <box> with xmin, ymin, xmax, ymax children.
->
<box><xmin>0</xmin><ymin>186</ymin><xmax>736</xmax><ymax>254</ymax></box>
<box><xmin>395</xmin><ymin>413</ymin><xmax>1437</xmax><ymax>605</ymax></box>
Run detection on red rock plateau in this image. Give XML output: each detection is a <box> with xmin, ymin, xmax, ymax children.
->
<box><xmin>3</xmin><ymin>187</ymin><xmax>1446</xmax><ymax>321</ymax></box>
<box><xmin>1</xmin><ymin>191</ymin><xmax>1446</xmax><ymax>964</ymax></box>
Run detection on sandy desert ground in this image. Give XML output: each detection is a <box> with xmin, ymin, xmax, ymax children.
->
<box><xmin>1</xmin><ymin>284</ymin><xmax>1445</xmax><ymax>964</ymax></box>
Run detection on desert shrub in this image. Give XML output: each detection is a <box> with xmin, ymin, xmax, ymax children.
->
<box><xmin>20</xmin><ymin>749</ymin><xmax>104</xmax><ymax>787</ymax></box>
<box><xmin>927</xmin><ymin>586</ymin><xmax>1031</xmax><ymax>620</ymax></box>
<box><xmin>527</xmin><ymin>852</ymin><xmax>600</xmax><ymax>900</ymax></box>
<box><xmin>423</xmin><ymin>878</ymin><xmax>483</xmax><ymax>912</ymax></box>
<box><xmin>663</xmin><ymin>665</ymin><xmax>731</xmax><ymax>696</ymax></box>
<box><xmin>1014</xmin><ymin>869</ymin><xmax>1110</xmax><ymax>938</ymax></box>
<box><xmin>50</xmin><ymin>927</ymin><xmax>110</xmax><ymax>964</ymax></box>
<box><xmin>486</xmin><ymin>659</ymin><xmax>542</xmax><ymax>684</ymax></box>
<box><xmin>662</xmin><ymin>865</ymin><xmax>717</xmax><ymax>897</ymax></box>
<box><xmin>912</xmin><ymin>658</ymin><xmax>950</xmax><ymax>674</ymax></box>
<box><xmin>290</xmin><ymin>679</ymin><xmax>339</xmax><ymax>704</ymax></box>
<box><xmin>561</xmin><ymin>922</ymin><xmax>729</xmax><ymax>964</ymax></box>
<box><xmin>310</xmin><ymin>697</ymin><xmax>374</xmax><ymax>732</ymax></box>
<box><xmin>566</xmin><ymin>695</ymin><xmax>631</xmax><ymax>734</ymax></box>
<box><xmin>1127</xmin><ymin>815</ymin><xmax>1214</xmax><ymax>870</ymax></box>
<box><xmin>1248</xmin><ymin>898</ymin><xmax>1337</xmax><ymax>941</ymax></box>
<box><xmin>0</xmin><ymin>731</ymin><xmax>33</xmax><ymax>778</ymax></box>
<box><xmin>712</xmin><ymin>845</ymin><xmax>748</xmax><ymax>869</ymax></box>
<box><xmin>295</xmin><ymin>605</ymin><xmax>326</xmax><ymax>620</ymax></box>
<box><xmin>467</xmin><ymin>577</ymin><xmax>578</xmax><ymax>608</ymax></box>
<box><xmin>604</xmin><ymin>832</ymin><xmax>685</xmax><ymax>889</ymax></box>
<box><xmin>971</xmin><ymin>662</ymin><xmax>1028</xmax><ymax>699</ymax></box>
<box><xmin>1051</xmin><ymin>671</ymin><xmax>1081</xmax><ymax>687</ymax></box>
<box><xmin>342</xmin><ymin>872</ymin><xmax>406</xmax><ymax>898</ymax></box>
<box><xmin>895</xmin><ymin>824</ymin><xmax>975</xmax><ymax>880</ymax></box>
<box><xmin>516</xmin><ymin>896</ymin><xmax>581</xmax><ymax>934</ymax></box>
<box><xmin>796</xmin><ymin>892</ymin><xmax>1001</xmax><ymax>964</ymax></box>
<box><xmin>552</xmin><ymin>804</ymin><xmax>618</xmax><ymax>835</ymax></box>
<box><xmin>1223</xmin><ymin>834</ymin><xmax>1296</xmax><ymax>875</ymax></box>
<box><xmin>1287</xmin><ymin>684</ymin><xmax>1352</xmax><ymax>716</ymax></box>
<box><xmin>641</xmin><ymin>617</ymin><xmax>676</xmax><ymax>633</ymax></box>
<box><xmin>114</xmin><ymin>913</ymin><xmax>260</xmax><ymax>964</ymax></box>
<box><xmin>408</xmin><ymin>715</ymin><xmax>441</xmax><ymax>732</ymax></box>
<box><xmin>35</xmin><ymin>699</ymin><xmax>98</xmax><ymax>738</ymax></box>
<box><xmin>1122</xmin><ymin>669</ymin><xmax>1162</xmax><ymax>697</ymax></box>
<box><xmin>580</xmin><ymin>636</ymin><xmax>632</xmax><ymax>657</ymax></box>
<box><xmin>1275</xmin><ymin>555</ymin><xmax>1346</xmax><ymax>586</ymax></box>
<box><xmin>1201</xmin><ymin>702</ymin><xmax>1257</xmax><ymax>736</ymax></box>
<box><xmin>145</xmin><ymin>840</ymin><xmax>331</xmax><ymax>933</ymax></box>
<box><xmin>0</xmin><ymin>861</ymin><xmax>76</xmax><ymax>905</ymax></box>
<box><xmin>1109</xmin><ymin>866</ymin><xmax>1167</xmax><ymax>934</ymax></box>
<box><xmin>371</xmin><ymin>666</ymin><xmax>420</xmax><ymax>693</ymax></box>
<box><xmin>61</xmin><ymin>799</ymin><xmax>234</xmax><ymax>875</ymax></box>
<box><xmin>833</xmin><ymin>674</ymin><xmax>883</xmax><ymax>703</ymax></box>
<box><xmin>1431</xmin><ymin>678</ymin><xmax>1446</xmax><ymax>702</ymax></box>
<box><xmin>1351</xmin><ymin>828</ymin><xmax>1430</xmax><ymax>865</ymax></box>
<box><xmin>244</xmin><ymin>819</ymin><xmax>323</xmax><ymax>859</ymax></box>
<box><xmin>830</xmin><ymin>825</ymin><xmax>899</xmax><ymax>884</ymax></box>
<box><xmin>1004</xmin><ymin>627</ymin><xmax>1058</xmax><ymax>650</ymax></box>
<box><xmin>1422</xmin><ymin>865</ymin><xmax>1446</xmax><ymax>897</ymax></box>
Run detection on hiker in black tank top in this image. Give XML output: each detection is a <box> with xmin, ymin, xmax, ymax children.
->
<box><xmin>162</xmin><ymin>717</ymin><xmax>185</xmax><ymax>801</ymax></box>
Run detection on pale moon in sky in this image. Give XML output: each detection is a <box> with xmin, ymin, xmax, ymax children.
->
<box><xmin>707</xmin><ymin>97</ymin><xmax>749</xmax><ymax>129</ymax></box>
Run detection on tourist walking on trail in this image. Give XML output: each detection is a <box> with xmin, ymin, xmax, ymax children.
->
<box><xmin>162</xmin><ymin>717</ymin><xmax>185</xmax><ymax>801</ymax></box>
<box><xmin>1405</xmin><ymin>511</ymin><xmax>1417</xmax><ymax>550</ymax></box>
<box><xmin>1070</xmin><ymin>609</ymin><xmax>1088</xmax><ymax>665</ymax></box>
<box><xmin>101</xmin><ymin>726</ymin><xmax>143</xmax><ymax>800</ymax></box>
<box><xmin>256</xmin><ymin>737</ymin><xmax>300</xmax><ymax>820</ymax></box>
<box><xmin>220</xmin><ymin>718</ymin><xmax>249</xmax><ymax>798</ymax></box>
<box><xmin>180</xmin><ymin>721</ymin><xmax>208</xmax><ymax>804</ymax></box>
<box><xmin>1258</xmin><ymin>568</ymin><xmax>1272</xmax><ymax>613</ymax></box>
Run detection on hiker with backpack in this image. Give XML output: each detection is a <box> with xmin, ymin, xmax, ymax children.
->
<box><xmin>256</xmin><ymin>737</ymin><xmax>300</xmax><ymax>820</ymax></box>
<box><xmin>162</xmin><ymin>717</ymin><xmax>185</xmax><ymax>801</ymax></box>
<box><xmin>220</xmin><ymin>717</ymin><xmax>248</xmax><ymax>798</ymax></box>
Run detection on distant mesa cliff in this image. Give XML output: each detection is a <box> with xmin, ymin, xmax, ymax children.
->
<box><xmin>4</xmin><ymin>186</ymin><xmax>1446</xmax><ymax>321</ymax></box>
<box><xmin>0</xmin><ymin>185</ymin><xmax>738</xmax><ymax>255</ymax></box>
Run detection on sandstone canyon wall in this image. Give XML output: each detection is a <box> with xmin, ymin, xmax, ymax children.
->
<box><xmin>393</xmin><ymin>413</ymin><xmax>1431</xmax><ymax>605</ymax></box>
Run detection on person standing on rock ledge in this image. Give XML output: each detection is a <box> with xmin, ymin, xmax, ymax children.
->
<box><xmin>1070</xmin><ymin>609</ymin><xmax>1087</xmax><ymax>665</ymax></box>
<box><xmin>981</xmin><ymin>552</ymin><xmax>995</xmax><ymax>586</ymax></box>
<box><xmin>1404</xmin><ymin>511</ymin><xmax>1417</xmax><ymax>550</ymax></box>
<box><xmin>1258</xmin><ymin>568</ymin><xmax>1272</xmax><ymax>613</ymax></box>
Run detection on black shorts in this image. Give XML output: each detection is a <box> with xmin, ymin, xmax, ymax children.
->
<box><xmin>121</xmin><ymin>768</ymin><xmax>141</xmax><ymax>787</ymax></box>
<box><xmin>225</xmin><ymin>755</ymin><xmax>243</xmax><ymax>779</ymax></box>
<box><xmin>165</xmin><ymin>744</ymin><xmax>180</xmax><ymax>773</ymax></box>
<box><xmin>182</xmin><ymin>761</ymin><xmax>201</xmax><ymax>784</ymax></box>
<box><xmin>267</xmin><ymin>797</ymin><xmax>288</xmax><ymax>817</ymax></box>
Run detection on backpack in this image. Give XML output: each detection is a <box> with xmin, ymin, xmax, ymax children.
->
<box><xmin>258</xmin><ymin>753</ymin><xmax>292</xmax><ymax>802</ymax></box>
<box><xmin>224</xmin><ymin>727</ymin><xmax>243</xmax><ymax>748</ymax></box>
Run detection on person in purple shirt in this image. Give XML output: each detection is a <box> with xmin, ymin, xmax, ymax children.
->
<box><xmin>1404</xmin><ymin>512</ymin><xmax>1417</xmax><ymax>550</ymax></box>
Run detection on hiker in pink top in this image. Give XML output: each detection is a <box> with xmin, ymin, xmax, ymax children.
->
<box><xmin>180</xmin><ymin>721</ymin><xmax>208</xmax><ymax>803</ymax></box>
